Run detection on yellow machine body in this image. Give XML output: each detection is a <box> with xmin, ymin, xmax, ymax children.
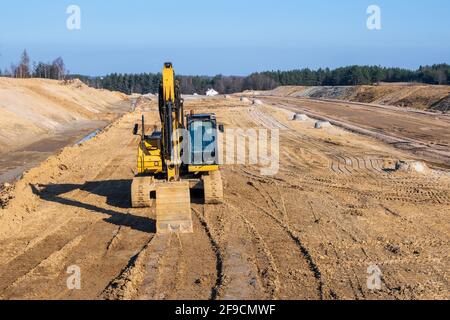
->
<box><xmin>137</xmin><ymin>136</ymin><xmax>163</xmax><ymax>174</ymax></box>
<box><xmin>161</xmin><ymin>63</ymin><xmax>180</xmax><ymax>182</ymax></box>
<box><xmin>188</xmin><ymin>165</ymin><xmax>219</xmax><ymax>173</ymax></box>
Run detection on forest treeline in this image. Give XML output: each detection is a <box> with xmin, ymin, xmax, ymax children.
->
<box><xmin>2</xmin><ymin>49</ymin><xmax>449</xmax><ymax>94</ymax></box>
<box><xmin>78</xmin><ymin>64</ymin><xmax>450</xmax><ymax>94</ymax></box>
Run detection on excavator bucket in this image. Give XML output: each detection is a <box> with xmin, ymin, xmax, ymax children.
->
<box><xmin>156</xmin><ymin>181</ymin><xmax>193</xmax><ymax>234</ymax></box>
<box><xmin>131</xmin><ymin>176</ymin><xmax>155</xmax><ymax>208</ymax></box>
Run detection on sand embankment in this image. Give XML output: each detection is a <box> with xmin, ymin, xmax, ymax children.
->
<box><xmin>0</xmin><ymin>78</ymin><xmax>129</xmax><ymax>182</ymax></box>
<box><xmin>245</xmin><ymin>83</ymin><xmax>450</xmax><ymax>112</ymax></box>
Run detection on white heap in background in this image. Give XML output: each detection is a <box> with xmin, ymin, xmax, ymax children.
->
<box><xmin>206</xmin><ymin>88</ymin><xmax>219</xmax><ymax>96</ymax></box>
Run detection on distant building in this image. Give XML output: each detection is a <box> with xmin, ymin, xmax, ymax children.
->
<box><xmin>206</xmin><ymin>88</ymin><xmax>219</xmax><ymax>96</ymax></box>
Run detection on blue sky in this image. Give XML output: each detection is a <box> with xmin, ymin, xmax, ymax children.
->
<box><xmin>0</xmin><ymin>0</ymin><xmax>449</xmax><ymax>75</ymax></box>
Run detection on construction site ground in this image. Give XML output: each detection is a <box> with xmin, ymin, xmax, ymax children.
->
<box><xmin>0</xmin><ymin>96</ymin><xmax>449</xmax><ymax>300</ymax></box>
<box><xmin>260</xmin><ymin>96</ymin><xmax>450</xmax><ymax>167</ymax></box>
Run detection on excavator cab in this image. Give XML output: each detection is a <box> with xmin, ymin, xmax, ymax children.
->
<box><xmin>186</xmin><ymin>114</ymin><xmax>219</xmax><ymax>167</ymax></box>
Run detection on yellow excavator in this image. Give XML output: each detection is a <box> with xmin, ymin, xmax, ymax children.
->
<box><xmin>131</xmin><ymin>62</ymin><xmax>223</xmax><ymax>234</ymax></box>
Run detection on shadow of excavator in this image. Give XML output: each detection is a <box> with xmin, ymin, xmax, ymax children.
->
<box><xmin>31</xmin><ymin>179</ymin><xmax>156</xmax><ymax>234</ymax></box>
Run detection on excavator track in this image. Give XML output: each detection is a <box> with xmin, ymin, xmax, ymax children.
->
<box><xmin>131</xmin><ymin>176</ymin><xmax>155</xmax><ymax>208</ymax></box>
<box><xmin>203</xmin><ymin>171</ymin><xmax>224</xmax><ymax>204</ymax></box>
<box><xmin>156</xmin><ymin>181</ymin><xmax>193</xmax><ymax>234</ymax></box>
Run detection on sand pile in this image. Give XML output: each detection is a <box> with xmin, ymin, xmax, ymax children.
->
<box><xmin>264</xmin><ymin>84</ymin><xmax>450</xmax><ymax>111</ymax></box>
<box><xmin>351</xmin><ymin>85</ymin><xmax>449</xmax><ymax>111</ymax></box>
<box><xmin>292</xmin><ymin>113</ymin><xmax>309</xmax><ymax>121</ymax></box>
<box><xmin>315</xmin><ymin>120</ymin><xmax>332</xmax><ymax>129</ymax></box>
<box><xmin>429</xmin><ymin>94</ymin><xmax>450</xmax><ymax>113</ymax></box>
<box><xmin>396</xmin><ymin>161</ymin><xmax>430</xmax><ymax>174</ymax></box>
<box><xmin>0</xmin><ymin>78</ymin><xmax>127</xmax><ymax>153</ymax></box>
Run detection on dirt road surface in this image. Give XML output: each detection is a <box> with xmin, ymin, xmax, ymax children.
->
<box><xmin>260</xmin><ymin>96</ymin><xmax>450</xmax><ymax>167</ymax></box>
<box><xmin>0</xmin><ymin>97</ymin><xmax>449</xmax><ymax>300</ymax></box>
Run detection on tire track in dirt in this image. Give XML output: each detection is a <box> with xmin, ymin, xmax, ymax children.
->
<box><xmin>227</xmin><ymin>169</ymin><xmax>323</xmax><ymax>299</ymax></box>
<box><xmin>0</xmin><ymin>149</ymin><xmax>131</xmax><ymax>267</ymax></box>
<box><xmin>273</xmin><ymin>163</ymin><xmax>450</xmax><ymax>207</ymax></box>
<box><xmin>243</xmin><ymin>179</ymin><xmax>324</xmax><ymax>299</ymax></box>
<box><xmin>0</xmin><ymin>217</ymin><xmax>93</xmax><ymax>295</ymax></box>
<box><xmin>276</xmin><ymin>149</ymin><xmax>448</xmax><ymax>299</ymax></box>
<box><xmin>0</xmin><ymin>127</ymin><xmax>151</xmax><ymax>298</ymax></box>
<box><xmin>268</xmin><ymin>149</ymin><xmax>400</xmax><ymax>299</ymax></box>
<box><xmin>224</xmin><ymin>203</ymin><xmax>280</xmax><ymax>299</ymax></box>
<box><xmin>131</xmin><ymin>207</ymin><xmax>218</xmax><ymax>301</ymax></box>
<box><xmin>262</xmin><ymin>106</ymin><xmax>407</xmax><ymax>184</ymax></box>
<box><xmin>104</xmin><ymin>206</ymin><xmax>220</xmax><ymax>301</ymax></box>
<box><xmin>0</xmin><ymin>234</ymin><xmax>86</xmax><ymax>299</ymax></box>
<box><xmin>150</xmin><ymin>235</ymin><xmax>186</xmax><ymax>300</ymax></box>
<box><xmin>304</xmin><ymin>198</ymin><xmax>371</xmax><ymax>300</ymax></box>
<box><xmin>238</xmin><ymin>165</ymin><xmax>399</xmax><ymax>299</ymax></box>
<box><xmin>0</xmin><ymin>178</ymin><xmax>149</xmax><ymax>298</ymax></box>
<box><xmin>101</xmin><ymin>235</ymin><xmax>156</xmax><ymax>300</ymax></box>
<box><xmin>194</xmin><ymin>183</ymin><xmax>281</xmax><ymax>300</ymax></box>
<box><xmin>191</xmin><ymin>207</ymin><xmax>224</xmax><ymax>300</ymax></box>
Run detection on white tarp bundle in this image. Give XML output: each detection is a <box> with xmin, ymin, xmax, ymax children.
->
<box><xmin>206</xmin><ymin>88</ymin><xmax>219</xmax><ymax>96</ymax></box>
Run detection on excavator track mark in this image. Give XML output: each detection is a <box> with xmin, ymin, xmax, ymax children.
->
<box><xmin>203</xmin><ymin>171</ymin><xmax>224</xmax><ymax>204</ymax></box>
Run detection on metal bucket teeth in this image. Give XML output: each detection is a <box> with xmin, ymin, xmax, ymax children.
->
<box><xmin>156</xmin><ymin>181</ymin><xmax>193</xmax><ymax>234</ymax></box>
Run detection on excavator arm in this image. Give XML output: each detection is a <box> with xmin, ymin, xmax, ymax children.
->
<box><xmin>156</xmin><ymin>63</ymin><xmax>192</xmax><ymax>233</ymax></box>
<box><xmin>159</xmin><ymin>62</ymin><xmax>184</xmax><ymax>182</ymax></box>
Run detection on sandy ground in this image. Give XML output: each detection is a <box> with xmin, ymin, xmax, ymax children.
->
<box><xmin>259</xmin><ymin>96</ymin><xmax>450</xmax><ymax>168</ymax></box>
<box><xmin>248</xmin><ymin>84</ymin><xmax>450</xmax><ymax>112</ymax></box>
<box><xmin>0</xmin><ymin>96</ymin><xmax>449</xmax><ymax>300</ymax></box>
<box><xmin>0</xmin><ymin>77</ymin><xmax>128</xmax><ymax>152</ymax></box>
<box><xmin>0</xmin><ymin>78</ymin><xmax>129</xmax><ymax>183</ymax></box>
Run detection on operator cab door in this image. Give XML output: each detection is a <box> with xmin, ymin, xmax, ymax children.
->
<box><xmin>189</xmin><ymin>119</ymin><xmax>218</xmax><ymax>165</ymax></box>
